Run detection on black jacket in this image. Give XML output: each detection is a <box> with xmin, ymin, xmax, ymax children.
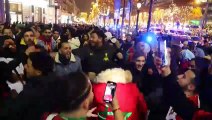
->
<box><xmin>73</xmin><ymin>44</ymin><xmax>119</xmax><ymax>74</ymax></box>
<box><xmin>142</xmin><ymin>65</ymin><xmax>170</xmax><ymax>120</ymax></box>
<box><xmin>123</xmin><ymin>62</ymin><xmax>144</xmax><ymax>91</ymax></box>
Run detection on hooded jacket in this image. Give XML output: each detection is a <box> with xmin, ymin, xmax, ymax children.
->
<box><xmin>92</xmin><ymin>68</ymin><xmax>147</xmax><ymax>120</ymax></box>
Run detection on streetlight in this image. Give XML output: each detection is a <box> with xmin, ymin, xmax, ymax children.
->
<box><xmin>136</xmin><ymin>2</ymin><xmax>142</xmax><ymax>35</ymax></box>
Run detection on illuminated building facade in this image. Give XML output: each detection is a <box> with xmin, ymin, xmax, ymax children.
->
<box><xmin>0</xmin><ymin>0</ymin><xmax>79</xmax><ymax>24</ymax></box>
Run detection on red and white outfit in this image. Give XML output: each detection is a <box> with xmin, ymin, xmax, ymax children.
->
<box><xmin>92</xmin><ymin>68</ymin><xmax>148</xmax><ymax>120</ymax></box>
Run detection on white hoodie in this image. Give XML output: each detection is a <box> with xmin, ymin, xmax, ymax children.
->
<box><xmin>68</xmin><ymin>37</ymin><xmax>81</xmax><ymax>50</ymax></box>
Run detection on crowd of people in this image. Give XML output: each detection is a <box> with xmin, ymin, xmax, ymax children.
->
<box><xmin>0</xmin><ymin>22</ymin><xmax>211</xmax><ymax>120</ymax></box>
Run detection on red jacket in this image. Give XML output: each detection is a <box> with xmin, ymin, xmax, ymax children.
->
<box><xmin>176</xmin><ymin>94</ymin><xmax>200</xmax><ymax>120</ymax></box>
<box><xmin>39</xmin><ymin>35</ymin><xmax>53</xmax><ymax>52</ymax></box>
<box><xmin>188</xmin><ymin>95</ymin><xmax>212</xmax><ymax>120</ymax></box>
<box><xmin>92</xmin><ymin>83</ymin><xmax>147</xmax><ymax>120</ymax></box>
<box><xmin>193</xmin><ymin>110</ymin><xmax>212</xmax><ymax>120</ymax></box>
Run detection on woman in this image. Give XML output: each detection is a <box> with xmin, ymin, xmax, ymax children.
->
<box><xmin>124</xmin><ymin>52</ymin><xmax>146</xmax><ymax>91</ymax></box>
<box><xmin>81</xmin><ymin>33</ymin><xmax>89</xmax><ymax>47</ymax></box>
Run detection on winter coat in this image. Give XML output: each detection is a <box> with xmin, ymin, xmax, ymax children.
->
<box><xmin>73</xmin><ymin>45</ymin><xmax>119</xmax><ymax>74</ymax></box>
<box><xmin>54</xmin><ymin>53</ymin><xmax>82</xmax><ymax>76</ymax></box>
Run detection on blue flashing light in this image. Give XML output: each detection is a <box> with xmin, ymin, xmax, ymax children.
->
<box><xmin>147</xmin><ymin>36</ymin><xmax>153</xmax><ymax>42</ymax></box>
<box><xmin>142</xmin><ymin>32</ymin><xmax>156</xmax><ymax>43</ymax></box>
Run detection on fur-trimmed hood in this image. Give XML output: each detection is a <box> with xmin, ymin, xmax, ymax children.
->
<box><xmin>94</xmin><ymin>68</ymin><xmax>133</xmax><ymax>83</ymax></box>
<box><xmin>54</xmin><ymin>52</ymin><xmax>76</xmax><ymax>64</ymax></box>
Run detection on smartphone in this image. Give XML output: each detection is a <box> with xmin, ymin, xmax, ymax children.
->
<box><xmin>161</xmin><ymin>40</ymin><xmax>169</xmax><ymax>66</ymax></box>
<box><xmin>103</xmin><ymin>81</ymin><xmax>117</xmax><ymax>103</ymax></box>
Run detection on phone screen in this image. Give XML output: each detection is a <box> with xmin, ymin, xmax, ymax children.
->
<box><xmin>161</xmin><ymin>40</ymin><xmax>169</xmax><ymax>66</ymax></box>
<box><xmin>103</xmin><ymin>81</ymin><xmax>117</xmax><ymax>103</ymax></box>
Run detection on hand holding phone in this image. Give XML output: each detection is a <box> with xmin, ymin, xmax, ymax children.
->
<box><xmin>161</xmin><ymin>40</ymin><xmax>170</xmax><ymax>67</ymax></box>
<box><xmin>103</xmin><ymin>81</ymin><xmax>117</xmax><ymax>103</ymax></box>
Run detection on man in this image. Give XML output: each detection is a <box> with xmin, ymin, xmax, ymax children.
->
<box><xmin>177</xmin><ymin>70</ymin><xmax>199</xmax><ymax>105</ymax></box>
<box><xmin>24</xmin><ymin>52</ymin><xmax>54</xmax><ymax>79</ymax></box>
<box><xmin>188</xmin><ymin>42</ymin><xmax>205</xmax><ymax>58</ymax></box>
<box><xmin>161</xmin><ymin>64</ymin><xmax>212</xmax><ymax>120</ymax></box>
<box><xmin>52</xmin><ymin>29</ymin><xmax>61</xmax><ymax>51</ymax></box>
<box><xmin>0</xmin><ymin>36</ymin><xmax>17</xmax><ymax>57</ymax></box>
<box><xmin>0</xmin><ymin>36</ymin><xmax>24</xmax><ymax>86</ymax></box>
<box><xmin>166</xmin><ymin>69</ymin><xmax>200</xmax><ymax>120</ymax></box>
<box><xmin>18</xmin><ymin>28</ymin><xmax>45</xmax><ymax>54</ymax></box>
<box><xmin>39</xmin><ymin>27</ymin><xmax>56</xmax><ymax>52</ymax></box>
<box><xmin>52</xmin><ymin>29</ymin><xmax>61</xmax><ymax>43</ymax></box>
<box><xmin>182</xmin><ymin>40</ymin><xmax>189</xmax><ymax>49</ymax></box>
<box><xmin>73</xmin><ymin>29</ymin><xmax>123</xmax><ymax>79</ymax></box>
<box><xmin>53</xmin><ymin>42</ymin><xmax>82</xmax><ymax>76</ymax></box>
<box><xmin>203</xmin><ymin>40</ymin><xmax>210</xmax><ymax>56</ymax></box>
<box><xmin>0</xmin><ymin>51</ymin><xmax>55</xmax><ymax>120</ymax></box>
<box><xmin>14</xmin><ymin>24</ymin><xmax>24</xmax><ymax>45</ymax></box>
<box><xmin>2</xmin><ymin>27</ymin><xmax>14</xmax><ymax>38</ymax></box>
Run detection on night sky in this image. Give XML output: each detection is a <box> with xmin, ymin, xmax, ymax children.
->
<box><xmin>75</xmin><ymin>0</ymin><xmax>95</xmax><ymax>13</ymax></box>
